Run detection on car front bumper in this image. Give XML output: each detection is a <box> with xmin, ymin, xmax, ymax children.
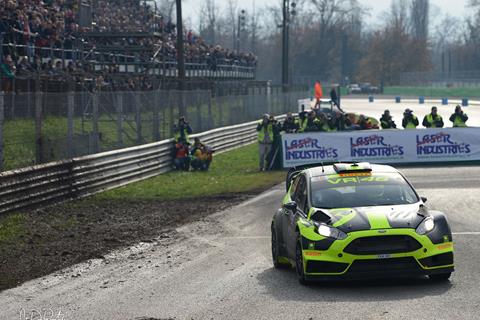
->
<box><xmin>301</xmin><ymin>229</ymin><xmax>454</xmax><ymax>279</ymax></box>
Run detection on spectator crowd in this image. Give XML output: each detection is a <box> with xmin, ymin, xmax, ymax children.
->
<box><xmin>0</xmin><ymin>0</ymin><xmax>257</xmax><ymax>91</ymax></box>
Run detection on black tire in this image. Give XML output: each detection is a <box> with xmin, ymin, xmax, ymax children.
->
<box><xmin>429</xmin><ymin>272</ymin><xmax>451</xmax><ymax>281</ymax></box>
<box><xmin>295</xmin><ymin>239</ymin><xmax>308</xmax><ymax>285</ymax></box>
<box><xmin>271</xmin><ymin>226</ymin><xmax>289</xmax><ymax>269</ymax></box>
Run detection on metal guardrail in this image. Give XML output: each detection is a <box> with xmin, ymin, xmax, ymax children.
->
<box><xmin>0</xmin><ymin>115</ymin><xmax>285</xmax><ymax>214</ymax></box>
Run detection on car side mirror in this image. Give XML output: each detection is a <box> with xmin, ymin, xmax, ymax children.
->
<box><xmin>421</xmin><ymin>197</ymin><xmax>427</xmax><ymax>203</ymax></box>
<box><xmin>283</xmin><ymin>201</ymin><xmax>297</xmax><ymax>213</ymax></box>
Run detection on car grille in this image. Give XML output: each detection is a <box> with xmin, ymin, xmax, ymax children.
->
<box><xmin>348</xmin><ymin>257</ymin><xmax>420</xmax><ymax>273</ymax></box>
<box><xmin>306</xmin><ymin>261</ymin><xmax>349</xmax><ymax>274</ymax></box>
<box><xmin>343</xmin><ymin>235</ymin><xmax>422</xmax><ymax>255</ymax></box>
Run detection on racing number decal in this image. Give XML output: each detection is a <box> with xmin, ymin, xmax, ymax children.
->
<box><xmin>326</xmin><ymin>176</ymin><xmax>389</xmax><ymax>185</ymax></box>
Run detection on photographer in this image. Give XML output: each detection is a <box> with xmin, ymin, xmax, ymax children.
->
<box><xmin>449</xmin><ymin>105</ymin><xmax>468</xmax><ymax>127</ymax></box>
<box><xmin>402</xmin><ymin>109</ymin><xmax>419</xmax><ymax>129</ymax></box>
<box><xmin>257</xmin><ymin>114</ymin><xmax>274</xmax><ymax>171</ymax></box>
<box><xmin>173</xmin><ymin>139</ymin><xmax>190</xmax><ymax>171</ymax></box>
<box><xmin>282</xmin><ymin>112</ymin><xmax>300</xmax><ymax>133</ymax></box>
<box><xmin>318</xmin><ymin>113</ymin><xmax>334</xmax><ymax>132</ymax></box>
<box><xmin>331</xmin><ymin>111</ymin><xmax>351</xmax><ymax>131</ymax></box>
<box><xmin>303</xmin><ymin>111</ymin><xmax>321</xmax><ymax>132</ymax></box>
<box><xmin>173</xmin><ymin>116</ymin><xmax>193</xmax><ymax>143</ymax></box>
<box><xmin>380</xmin><ymin>109</ymin><xmax>397</xmax><ymax>129</ymax></box>
<box><xmin>191</xmin><ymin>138</ymin><xmax>213</xmax><ymax>171</ymax></box>
<box><xmin>297</xmin><ymin>110</ymin><xmax>308</xmax><ymax>133</ymax></box>
<box><xmin>422</xmin><ymin>106</ymin><xmax>444</xmax><ymax>128</ymax></box>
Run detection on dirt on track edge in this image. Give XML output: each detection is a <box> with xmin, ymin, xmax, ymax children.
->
<box><xmin>0</xmin><ymin>193</ymin><xmax>256</xmax><ymax>291</ymax></box>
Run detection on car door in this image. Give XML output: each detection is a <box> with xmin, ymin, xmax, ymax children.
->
<box><xmin>285</xmin><ymin>174</ymin><xmax>308</xmax><ymax>258</ymax></box>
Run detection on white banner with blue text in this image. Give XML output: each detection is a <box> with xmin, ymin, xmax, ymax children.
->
<box><xmin>281</xmin><ymin>128</ymin><xmax>480</xmax><ymax>168</ymax></box>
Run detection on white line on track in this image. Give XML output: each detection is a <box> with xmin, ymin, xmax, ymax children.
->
<box><xmin>453</xmin><ymin>232</ymin><xmax>480</xmax><ymax>235</ymax></box>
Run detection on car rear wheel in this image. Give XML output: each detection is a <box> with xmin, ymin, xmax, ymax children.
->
<box><xmin>271</xmin><ymin>226</ymin><xmax>289</xmax><ymax>269</ymax></box>
<box><xmin>429</xmin><ymin>272</ymin><xmax>451</xmax><ymax>281</ymax></box>
<box><xmin>295</xmin><ymin>239</ymin><xmax>308</xmax><ymax>285</ymax></box>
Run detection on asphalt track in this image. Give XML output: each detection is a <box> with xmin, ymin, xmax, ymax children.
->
<box><xmin>1</xmin><ymin>165</ymin><xmax>480</xmax><ymax>320</ymax></box>
<box><xmin>1</xmin><ymin>99</ymin><xmax>480</xmax><ymax>319</ymax></box>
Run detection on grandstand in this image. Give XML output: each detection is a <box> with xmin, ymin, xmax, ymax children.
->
<box><xmin>0</xmin><ymin>0</ymin><xmax>257</xmax><ymax>92</ymax></box>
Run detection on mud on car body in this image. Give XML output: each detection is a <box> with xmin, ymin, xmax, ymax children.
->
<box><xmin>271</xmin><ymin>162</ymin><xmax>454</xmax><ymax>284</ymax></box>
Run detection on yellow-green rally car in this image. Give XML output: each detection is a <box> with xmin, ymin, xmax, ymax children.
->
<box><xmin>271</xmin><ymin>162</ymin><xmax>454</xmax><ymax>284</ymax></box>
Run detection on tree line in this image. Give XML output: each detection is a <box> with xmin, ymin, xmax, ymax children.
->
<box><xmin>157</xmin><ymin>0</ymin><xmax>480</xmax><ymax>86</ymax></box>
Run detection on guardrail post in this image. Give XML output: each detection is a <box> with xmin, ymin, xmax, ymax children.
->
<box><xmin>153</xmin><ymin>90</ymin><xmax>160</xmax><ymax>141</ymax></box>
<box><xmin>92</xmin><ymin>91</ymin><xmax>100</xmax><ymax>153</ymax></box>
<box><xmin>35</xmin><ymin>90</ymin><xmax>43</xmax><ymax>164</ymax></box>
<box><xmin>207</xmin><ymin>94</ymin><xmax>213</xmax><ymax>130</ymax></box>
<box><xmin>135</xmin><ymin>92</ymin><xmax>142</xmax><ymax>144</ymax></box>
<box><xmin>218</xmin><ymin>96</ymin><xmax>224</xmax><ymax>126</ymax></box>
<box><xmin>168</xmin><ymin>91</ymin><xmax>174</xmax><ymax>138</ymax></box>
<box><xmin>116</xmin><ymin>93</ymin><xmax>124</xmax><ymax>148</ymax></box>
<box><xmin>195</xmin><ymin>89</ymin><xmax>202</xmax><ymax>132</ymax></box>
<box><xmin>0</xmin><ymin>92</ymin><xmax>4</xmax><ymax>171</ymax></box>
<box><xmin>67</xmin><ymin>91</ymin><xmax>74</xmax><ymax>158</ymax></box>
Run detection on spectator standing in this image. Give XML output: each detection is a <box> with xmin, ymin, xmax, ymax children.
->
<box><xmin>267</xmin><ymin>115</ymin><xmax>283</xmax><ymax>170</ymax></box>
<box><xmin>449</xmin><ymin>105</ymin><xmax>468</xmax><ymax>127</ymax></box>
<box><xmin>257</xmin><ymin>114</ymin><xmax>274</xmax><ymax>171</ymax></box>
<box><xmin>422</xmin><ymin>106</ymin><xmax>444</xmax><ymax>128</ymax></box>
<box><xmin>282</xmin><ymin>112</ymin><xmax>299</xmax><ymax>133</ymax></box>
<box><xmin>330</xmin><ymin>86</ymin><xmax>339</xmax><ymax>107</ymax></box>
<box><xmin>380</xmin><ymin>110</ymin><xmax>397</xmax><ymax>129</ymax></box>
<box><xmin>402</xmin><ymin>109</ymin><xmax>419</xmax><ymax>129</ymax></box>
<box><xmin>174</xmin><ymin>116</ymin><xmax>193</xmax><ymax>143</ymax></box>
<box><xmin>1</xmin><ymin>55</ymin><xmax>15</xmax><ymax>92</ymax></box>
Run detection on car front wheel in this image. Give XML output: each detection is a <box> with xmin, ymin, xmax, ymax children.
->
<box><xmin>271</xmin><ymin>226</ymin><xmax>288</xmax><ymax>269</ymax></box>
<box><xmin>295</xmin><ymin>238</ymin><xmax>308</xmax><ymax>285</ymax></box>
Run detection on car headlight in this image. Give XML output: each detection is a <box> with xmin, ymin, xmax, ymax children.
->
<box><xmin>315</xmin><ymin>223</ymin><xmax>348</xmax><ymax>240</ymax></box>
<box><xmin>416</xmin><ymin>216</ymin><xmax>435</xmax><ymax>235</ymax></box>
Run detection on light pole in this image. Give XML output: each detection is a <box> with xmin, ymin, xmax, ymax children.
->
<box><xmin>176</xmin><ymin>0</ymin><xmax>185</xmax><ymax>91</ymax></box>
<box><xmin>281</xmin><ymin>0</ymin><xmax>296</xmax><ymax>90</ymax></box>
<box><xmin>236</xmin><ymin>10</ymin><xmax>246</xmax><ymax>53</ymax></box>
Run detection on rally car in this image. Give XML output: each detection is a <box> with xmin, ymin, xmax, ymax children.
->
<box><xmin>271</xmin><ymin>162</ymin><xmax>454</xmax><ymax>284</ymax></box>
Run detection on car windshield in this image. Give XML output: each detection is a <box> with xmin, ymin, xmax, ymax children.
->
<box><xmin>310</xmin><ymin>172</ymin><xmax>419</xmax><ymax>209</ymax></box>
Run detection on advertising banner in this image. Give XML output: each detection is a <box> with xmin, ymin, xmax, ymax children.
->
<box><xmin>282</xmin><ymin>128</ymin><xmax>480</xmax><ymax>168</ymax></box>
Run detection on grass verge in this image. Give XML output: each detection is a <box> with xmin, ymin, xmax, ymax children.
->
<box><xmin>0</xmin><ymin>213</ymin><xmax>26</xmax><ymax>244</ymax></box>
<box><xmin>95</xmin><ymin>143</ymin><xmax>285</xmax><ymax>201</ymax></box>
<box><xmin>383</xmin><ymin>86</ymin><xmax>480</xmax><ymax>98</ymax></box>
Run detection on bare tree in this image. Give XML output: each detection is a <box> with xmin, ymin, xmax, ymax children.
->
<box><xmin>199</xmin><ymin>0</ymin><xmax>218</xmax><ymax>44</ymax></box>
<box><xmin>410</xmin><ymin>0</ymin><xmax>429</xmax><ymax>40</ymax></box>
<box><xmin>157</xmin><ymin>0</ymin><xmax>176</xmax><ymax>21</ymax></box>
<box><xmin>389</xmin><ymin>0</ymin><xmax>409</xmax><ymax>32</ymax></box>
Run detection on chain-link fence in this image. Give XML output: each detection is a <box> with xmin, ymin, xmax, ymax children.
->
<box><xmin>0</xmin><ymin>88</ymin><xmax>308</xmax><ymax>172</ymax></box>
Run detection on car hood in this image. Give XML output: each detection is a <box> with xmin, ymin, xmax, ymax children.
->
<box><xmin>317</xmin><ymin>203</ymin><xmax>426</xmax><ymax>233</ymax></box>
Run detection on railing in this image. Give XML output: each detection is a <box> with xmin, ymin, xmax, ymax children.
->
<box><xmin>0</xmin><ymin>115</ymin><xmax>285</xmax><ymax>215</ymax></box>
<box><xmin>0</xmin><ymin>43</ymin><xmax>256</xmax><ymax>79</ymax></box>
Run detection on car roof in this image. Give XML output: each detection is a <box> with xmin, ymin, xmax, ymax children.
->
<box><xmin>304</xmin><ymin>163</ymin><xmax>399</xmax><ymax>178</ymax></box>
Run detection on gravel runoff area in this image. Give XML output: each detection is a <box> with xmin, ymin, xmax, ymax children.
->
<box><xmin>0</xmin><ymin>194</ymin><xmax>253</xmax><ymax>291</ymax></box>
